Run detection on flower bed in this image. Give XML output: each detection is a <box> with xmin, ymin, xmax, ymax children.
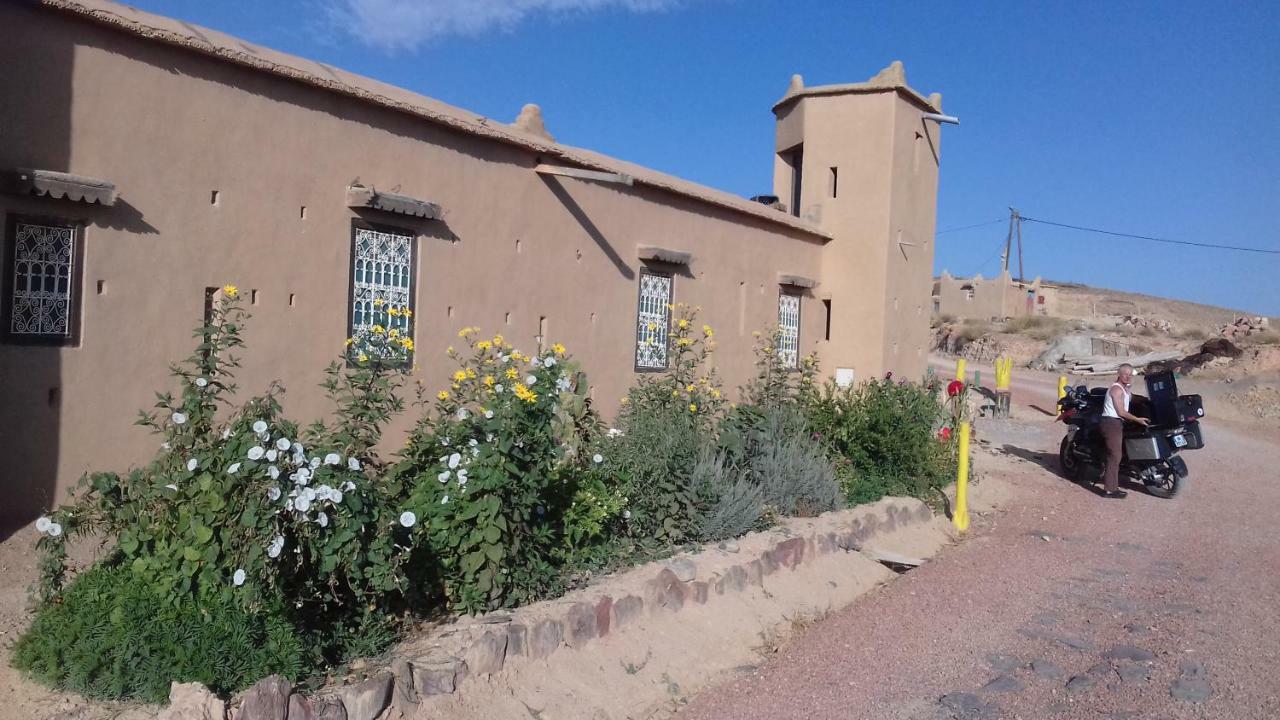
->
<box><xmin>13</xmin><ymin>295</ymin><xmax>963</xmax><ymax>704</ymax></box>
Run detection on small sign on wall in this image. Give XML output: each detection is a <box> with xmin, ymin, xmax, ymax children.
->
<box><xmin>835</xmin><ymin>368</ymin><xmax>855</xmax><ymax>388</ymax></box>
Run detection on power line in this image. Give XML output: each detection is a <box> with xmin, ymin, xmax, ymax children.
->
<box><xmin>1022</xmin><ymin>216</ymin><xmax>1280</xmax><ymax>256</ymax></box>
<box><xmin>935</xmin><ymin>218</ymin><xmax>1005</xmax><ymax>235</ymax></box>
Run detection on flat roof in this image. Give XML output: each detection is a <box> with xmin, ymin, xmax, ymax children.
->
<box><xmin>772</xmin><ymin>61</ymin><xmax>941</xmax><ymax>115</ymax></box>
<box><xmin>39</xmin><ymin>0</ymin><xmax>832</xmax><ymax>242</ymax></box>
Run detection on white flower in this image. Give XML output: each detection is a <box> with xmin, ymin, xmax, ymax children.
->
<box><xmin>316</xmin><ymin>512</ymin><xmax>329</xmax><ymax>528</ymax></box>
<box><xmin>233</xmin><ymin>569</ymin><xmax>246</xmax><ymax>586</ymax></box>
<box><xmin>441</xmin><ymin>495</ymin><xmax>450</xmax><ymax>505</ymax></box>
<box><xmin>295</xmin><ymin>495</ymin><xmax>312</xmax><ymax>513</ymax></box>
<box><xmin>276</xmin><ymin>438</ymin><xmax>291</xmax><ymax>451</ymax></box>
<box><xmin>341</xmin><ymin>481</ymin><xmax>356</xmax><ymax>492</ymax></box>
<box><xmin>592</xmin><ymin>454</ymin><xmax>604</xmax><ymax>464</ymax></box>
<box><xmin>494</xmin><ymin>384</ymin><xmax>504</xmax><ymax>393</ymax></box>
<box><xmin>267</xmin><ymin>535</ymin><xmax>285</xmax><ymax>559</ymax></box>
<box><xmin>291</xmin><ymin>442</ymin><xmax>304</xmax><ymax>454</ymax></box>
<box><xmin>268</xmin><ymin>485</ymin><xmax>282</xmax><ymax>501</ymax></box>
<box><xmin>347</xmin><ymin>457</ymin><xmax>361</xmax><ymax>471</ymax></box>
<box><xmin>266</xmin><ymin>449</ymin><xmax>278</xmax><ymax>462</ymax></box>
<box><xmin>268</xmin><ymin>465</ymin><xmax>280</xmax><ymax>480</ymax></box>
<box><xmin>227</xmin><ymin>462</ymin><xmax>241</xmax><ymax>475</ymax></box>
<box><xmin>556</xmin><ymin>376</ymin><xmax>572</xmax><ymax>392</ymax></box>
<box><xmin>324</xmin><ymin>452</ymin><xmax>341</xmax><ymax>466</ymax></box>
<box><xmin>330</xmin><ymin>489</ymin><xmax>344</xmax><ymax>504</ymax></box>
<box><xmin>457</xmin><ymin>476</ymin><xmax>468</xmax><ymax>487</ymax></box>
<box><xmin>186</xmin><ymin>458</ymin><xmax>199</xmax><ymax>472</ymax></box>
<box><xmin>623</xmin><ymin>510</ymin><xmax>632</xmax><ymax>520</ymax></box>
<box><xmin>35</xmin><ymin>517</ymin><xmax>52</xmax><ymax>533</ymax></box>
<box><xmin>171</xmin><ymin>412</ymin><xmax>187</xmax><ymax>425</ymax></box>
<box><xmin>544</xmin><ymin>357</ymin><xmax>557</xmax><ymax>368</ymax></box>
<box><xmin>530</xmin><ymin>357</ymin><xmax>542</xmax><ymax>368</ymax></box>
<box><xmin>471</xmin><ymin>447</ymin><xmax>480</xmax><ymax>457</ymax></box>
<box><xmin>221</xmin><ymin>428</ymin><xmax>232</xmax><ymax>439</ymax></box>
<box><xmin>161</xmin><ymin>442</ymin><xmax>171</xmax><ymax>450</ymax></box>
<box><xmin>195</xmin><ymin>377</ymin><xmax>208</xmax><ymax>387</ymax></box>
<box><xmin>309</xmin><ymin>457</ymin><xmax>322</xmax><ymax>469</ymax></box>
<box><xmin>301</xmin><ymin>487</ymin><xmax>317</xmax><ymax>503</ymax></box>
<box><xmin>456</xmin><ymin>408</ymin><xmax>469</xmax><ymax>420</ymax></box>
<box><xmin>501</xmin><ymin>354</ymin><xmax>510</xmax><ymax>363</ymax></box>
<box><xmin>525</xmin><ymin>375</ymin><xmax>537</xmax><ymax>385</ymax></box>
<box><xmin>448</xmin><ymin>453</ymin><xmax>462</xmax><ymax>469</ymax></box>
<box><xmin>252</xmin><ymin>420</ymin><xmax>269</xmax><ymax>434</ymax></box>
<box><xmin>437</xmin><ymin>470</ymin><xmax>451</xmax><ymax>483</ymax></box>
<box><xmin>284</xmin><ymin>498</ymin><xmax>294</xmax><ymax>511</ymax></box>
<box><xmin>469</xmin><ymin>438</ymin><xmax>479</xmax><ymax>447</ymax></box>
<box><xmin>47</xmin><ymin>522</ymin><xmax>62</xmax><ymax>537</ymax></box>
<box><xmin>399</xmin><ymin>511</ymin><xmax>417</xmax><ymax>527</ymax></box>
<box><xmin>441</xmin><ymin>437</ymin><xmax>451</xmax><ymax>447</ymax></box>
<box><xmin>247</xmin><ymin>446</ymin><xmax>265</xmax><ymax>461</ymax></box>
<box><xmin>165</xmin><ymin>483</ymin><xmax>179</xmax><ymax>491</ymax></box>
<box><xmin>484</xmin><ymin>410</ymin><xmax>494</xmax><ymax>419</ymax></box>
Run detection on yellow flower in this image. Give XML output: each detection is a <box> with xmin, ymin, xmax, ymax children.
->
<box><xmin>387</xmin><ymin>307</ymin><xmax>401</xmax><ymax>317</ymax></box>
<box><xmin>357</xmin><ymin>353</ymin><xmax>368</xmax><ymax>363</ymax></box>
<box><xmin>404</xmin><ymin>309</ymin><xmax>413</xmax><ymax>318</ymax></box>
<box><xmin>437</xmin><ymin>390</ymin><xmax>450</xmax><ymax>401</ymax></box>
<box><xmin>686</xmin><ymin>384</ymin><xmax>695</xmax><ymax>392</ymax></box>
<box><xmin>400</xmin><ymin>338</ymin><xmax>414</xmax><ymax>351</ymax></box>
<box><xmin>492</xmin><ymin>334</ymin><xmax>505</xmax><ymax>346</ymax></box>
<box><xmin>373</xmin><ymin>298</ymin><xmax>385</xmax><ymax>307</ymax></box>
<box><xmin>676</xmin><ymin>338</ymin><xmax>692</xmax><ymax>347</ymax></box>
<box><xmin>344</xmin><ymin>338</ymin><xmax>355</xmax><ymax>347</ymax></box>
<box><xmin>453</xmin><ymin>370</ymin><xmax>468</xmax><ymax>383</ymax></box>
<box><xmin>477</xmin><ymin>340</ymin><xmax>492</xmax><ymax>351</ymax></box>
<box><xmin>646</xmin><ymin>322</ymin><xmax>657</xmax><ymax>332</ymax></box>
<box><xmin>458</xmin><ymin>327</ymin><xmax>476</xmax><ymax>338</ymax></box>
<box><xmin>711</xmin><ymin>389</ymin><xmax>722</xmax><ymax>399</ymax></box>
<box><xmin>371</xmin><ymin>324</ymin><xmax>386</xmax><ymax>335</ymax></box>
<box><xmin>752</xmin><ymin>331</ymin><xmax>762</xmax><ymax>337</ymax></box>
<box><xmin>678</xmin><ymin>319</ymin><xmax>690</xmax><ymax>330</ymax></box>
<box><xmin>483</xmin><ymin>375</ymin><xmax>495</xmax><ymax>387</ymax></box>
<box><xmin>513</xmin><ymin>383</ymin><xmax>538</xmax><ymax>403</ymax></box>
<box><xmin>466</xmin><ymin>368</ymin><xmax>477</xmax><ymax>379</ymax></box>
<box><xmin>689</xmin><ymin>404</ymin><xmax>698</xmax><ymax>413</ymax></box>
<box><xmin>446</xmin><ymin>345</ymin><xmax>455</xmax><ymax>355</ymax></box>
<box><xmin>451</xmin><ymin>383</ymin><xmax>460</xmax><ymax>390</ymax></box>
<box><xmin>552</xmin><ymin>343</ymin><xmax>566</xmax><ymax>356</ymax></box>
<box><xmin>671</xmin><ymin>390</ymin><xmax>679</xmax><ymax>397</ymax></box>
<box><xmin>388</xmin><ymin>328</ymin><xmax>400</xmax><ymax>339</ymax></box>
<box><xmin>620</xmin><ymin>396</ymin><xmax>630</xmax><ymax>405</ymax></box>
<box><xmin>222</xmin><ymin>284</ymin><xmax>238</xmax><ymax>298</ymax></box>
<box><xmin>505</xmin><ymin>368</ymin><xmax>519</xmax><ymax>380</ymax></box>
<box><xmin>703</xmin><ymin>325</ymin><xmax>714</xmax><ymax>338</ymax></box>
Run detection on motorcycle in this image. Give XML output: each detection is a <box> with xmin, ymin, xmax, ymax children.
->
<box><xmin>1055</xmin><ymin>370</ymin><xmax>1205</xmax><ymax>498</ymax></box>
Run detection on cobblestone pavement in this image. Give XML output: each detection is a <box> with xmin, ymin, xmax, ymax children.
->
<box><xmin>679</xmin><ymin>367</ymin><xmax>1280</xmax><ymax>720</ymax></box>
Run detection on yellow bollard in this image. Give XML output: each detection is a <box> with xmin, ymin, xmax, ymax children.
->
<box><xmin>955</xmin><ymin>357</ymin><xmax>967</xmax><ymax>382</ymax></box>
<box><xmin>1057</xmin><ymin>375</ymin><xmax>1068</xmax><ymax>400</ymax></box>
<box><xmin>953</xmin><ymin>421</ymin><xmax>971</xmax><ymax>532</ymax></box>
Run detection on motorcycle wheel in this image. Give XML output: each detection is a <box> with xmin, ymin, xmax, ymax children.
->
<box><xmin>1059</xmin><ymin>436</ymin><xmax>1080</xmax><ymax>481</ymax></box>
<box><xmin>1143</xmin><ymin>468</ymin><xmax>1181</xmax><ymax>499</ymax></box>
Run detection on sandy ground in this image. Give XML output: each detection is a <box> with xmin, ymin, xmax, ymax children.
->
<box><xmin>679</xmin><ymin>360</ymin><xmax>1280</xmax><ymax>720</ymax></box>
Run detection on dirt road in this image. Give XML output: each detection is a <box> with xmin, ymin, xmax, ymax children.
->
<box><xmin>679</xmin><ymin>364</ymin><xmax>1280</xmax><ymax>720</ymax></box>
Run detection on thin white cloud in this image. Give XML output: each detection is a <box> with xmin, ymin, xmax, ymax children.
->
<box><xmin>330</xmin><ymin>0</ymin><xmax>683</xmax><ymax>50</ymax></box>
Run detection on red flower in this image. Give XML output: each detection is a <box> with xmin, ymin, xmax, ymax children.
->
<box><xmin>947</xmin><ymin>380</ymin><xmax>965</xmax><ymax>397</ymax></box>
<box><xmin>938</xmin><ymin>426</ymin><xmax>953</xmax><ymax>441</ymax></box>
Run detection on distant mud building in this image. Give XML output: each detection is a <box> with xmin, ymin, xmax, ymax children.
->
<box><xmin>932</xmin><ymin>271</ymin><xmax>1058</xmax><ymax>321</ymax></box>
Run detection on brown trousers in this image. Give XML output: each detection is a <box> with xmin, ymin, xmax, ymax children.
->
<box><xmin>1101</xmin><ymin>417</ymin><xmax>1124</xmax><ymax>492</ymax></box>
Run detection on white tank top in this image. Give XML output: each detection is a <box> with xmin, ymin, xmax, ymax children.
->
<box><xmin>1102</xmin><ymin>382</ymin><xmax>1130</xmax><ymax>419</ymax></box>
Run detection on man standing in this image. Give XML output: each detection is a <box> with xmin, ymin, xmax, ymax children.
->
<box><xmin>1099</xmin><ymin>363</ymin><xmax>1150</xmax><ymax>499</ymax></box>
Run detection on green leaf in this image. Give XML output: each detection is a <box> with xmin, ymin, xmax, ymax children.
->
<box><xmin>193</xmin><ymin>525</ymin><xmax>214</xmax><ymax>545</ymax></box>
<box><xmin>461</xmin><ymin>551</ymin><xmax>485</xmax><ymax>575</ymax></box>
<box><xmin>483</xmin><ymin>525</ymin><xmax>501</xmax><ymax>543</ymax></box>
<box><xmin>183</xmin><ymin>546</ymin><xmax>202</xmax><ymax>563</ymax></box>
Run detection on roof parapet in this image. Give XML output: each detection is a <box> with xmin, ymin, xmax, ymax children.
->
<box><xmin>773</xmin><ymin>60</ymin><xmax>941</xmax><ymax>114</ymax></box>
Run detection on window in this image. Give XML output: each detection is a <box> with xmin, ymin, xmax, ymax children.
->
<box><xmin>788</xmin><ymin>146</ymin><xmax>804</xmax><ymax>217</ymax></box>
<box><xmin>822</xmin><ymin>298</ymin><xmax>832</xmax><ymax>341</ymax></box>
<box><xmin>829</xmin><ymin>167</ymin><xmax>838</xmax><ymax>198</ymax></box>
<box><xmin>962</xmin><ymin>284</ymin><xmax>975</xmax><ymax>301</ymax></box>
<box><xmin>349</xmin><ymin>223</ymin><xmax>415</xmax><ymax>358</ymax></box>
<box><xmin>778</xmin><ymin>292</ymin><xmax>801</xmax><ymax>368</ymax></box>
<box><xmin>2</xmin><ymin>217</ymin><xmax>83</xmax><ymax>345</ymax></box>
<box><xmin>634</xmin><ymin>270</ymin><xmax>672</xmax><ymax>370</ymax></box>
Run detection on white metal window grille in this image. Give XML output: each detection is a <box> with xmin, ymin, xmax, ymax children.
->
<box><xmin>350</xmin><ymin>226</ymin><xmax>413</xmax><ymax>357</ymax></box>
<box><xmin>635</xmin><ymin>272</ymin><xmax>672</xmax><ymax>370</ymax></box>
<box><xmin>9</xmin><ymin>221</ymin><xmax>76</xmax><ymax>338</ymax></box>
<box><xmin>778</xmin><ymin>293</ymin><xmax>801</xmax><ymax>368</ymax></box>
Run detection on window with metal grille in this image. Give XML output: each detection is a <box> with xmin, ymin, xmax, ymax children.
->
<box><xmin>2</xmin><ymin>217</ymin><xmax>82</xmax><ymax>345</ymax></box>
<box><xmin>778</xmin><ymin>292</ymin><xmax>801</xmax><ymax>368</ymax></box>
<box><xmin>349</xmin><ymin>223</ymin><xmax>415</xmax><ymax>359</ymax></box>
<box><xmin>634</xmin><ymin>270</ymin><xmax>672</xmax><ymax>370</ymax></box>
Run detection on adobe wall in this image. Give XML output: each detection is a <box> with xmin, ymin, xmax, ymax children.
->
<box><xmin>0</xmin><ymin>3</ymin><xmax>826</xmax><ymax>524</ymax></box>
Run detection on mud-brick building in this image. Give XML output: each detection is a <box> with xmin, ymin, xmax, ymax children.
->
<box><xmin>932</xmin><ymin>271</ymin><xmax>1059</xmax><ymax>321</ymax></box>
<box><xmin>0</xmin><ymin>0</ymin><xmax>949</xmax><ymax>527</ymax></box>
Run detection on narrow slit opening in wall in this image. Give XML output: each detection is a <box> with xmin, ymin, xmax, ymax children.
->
<box><xmin>829</xmin><ymin>167</ymin><xmax>838</xmax><ymax>198</ymax></box>
<box><xmin>738</xmin><ymin>281</ymin><xmax>746</xmax><ymax>335</ymax></box>
<box><xmin>210</xmin><ymin>190</ymin><xmax>220</xmax><ymax>206</ymax></box>
<box><xmin>251</xmin><ymin>289</ymin><xmax>259</xmax><ymax>305</ymax></box>
<box><xmin>538</xmin><ymin>316</ymin><xmax>548</xmax><ymax>353</ymax></box>
<box><xmin>516</xmin><ymin>238</ymin><xmax>522</xmax><ymax>253</ymax></box>
<box><xmin>96</xmin><ymin>280</ymin><xmax>105</xmax><ymax>295</ymax></box>
<box><xmin>590</xmin><ymin>312</ymin><xmax>596</xmax><ymax>324</ymax></box>
<box><xmin>823</xmin><ymin>299</ymin><xmax>832</xmax><ymax>341</ymax></box>
<box><xmin>300</xmin><ymin>206</ymin><xmax>307</xmax><ymax>219</ymax></box>
<box><xmin>288</xmin><ymin>293</ymin><xmax>296</xmax><ymax>307</ymax></box>
<box><xmin>505</xmin><ymin>312</ymin><xmax>511</xmax><ymax>325</ymax></box>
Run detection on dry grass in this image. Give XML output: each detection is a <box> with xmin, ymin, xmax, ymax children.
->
<box><xmin>931</xmin><ymin>313</ymin><xmax>956</xmax><ymax>329</ymax></box>
<box><xmin>1251</xmin><ymin>331</ymin><xmax>1280</xmax><ymax>346</ymax></box>
<box><xmin>955</xmin><ymin>320</ymin><xmax>992</xmax><ymax>342</ymax></box>
<box><xmin>1178</xmin><ymin>327</ymin><xmax>1209</xmax><ymax>341</ymax></box>
<box><xmin>1003</xmin><ymin>315</ymin><xmax>1069</xmax><ymax>341</ymax></box>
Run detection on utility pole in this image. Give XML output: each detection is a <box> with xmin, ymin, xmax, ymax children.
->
<box><xmin>1002</xmin><ymin>207</ymin><xmax>1024</xmax><ymax>281</ymax></box>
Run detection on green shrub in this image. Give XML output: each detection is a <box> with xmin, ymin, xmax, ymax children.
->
<box><xmin>690</xmin><ymin>447</ymin><xmax>763</xmax><ymax>542</ymax></box>
<box><xmin>395</xmin><ymin>331</ymin><xmax>600</xmax><ymax>614</ymax></box>
<box><xmin>12</xmin><ymin>564</ymin><xmax>306</xmax><ymax>703</ymax></box>
<box><xmin>747</xmin><ymin>409</ymin><xmax>841</xmax><ymax>517</ymax></box>
<box><xmin>806</xmin><ymin>378</ymin><xmax>952</xmax><ymax>504</ymax></box>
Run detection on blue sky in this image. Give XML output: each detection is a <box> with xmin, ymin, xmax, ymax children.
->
<box><xmin>126</xmin><ymin>0</ymin><xmax>1280</xmax><ymax>315</ymax></box>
